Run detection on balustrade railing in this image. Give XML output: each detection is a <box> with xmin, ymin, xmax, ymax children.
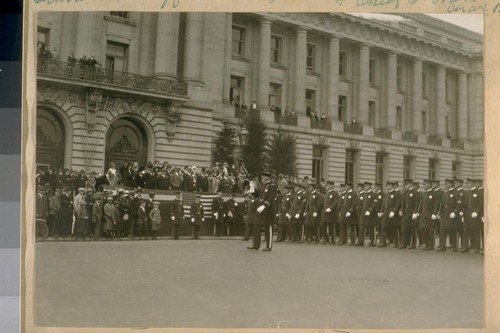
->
<box><xmin>37</xmin><ymin>59</ymin><xmax>188</xmax><ymax>96</ymax></box>
<box><xmin>275</xmin><ymin>113</ymin><xmax>298</xmax><ymax>126</ymax></box>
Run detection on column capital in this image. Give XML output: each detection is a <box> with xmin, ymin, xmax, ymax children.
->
<box><xmin>386</xmin><ymin>51</ymin><xmax>398</xmax><ymax>58</ymax></box>
<box><xmin>358</xmin><ymin>43</ymin><xmax>369</xmax><ymax>50</ymax></box>
<box><xmin>259</xmin><ymin>16</ymin><xmax>275</xmax><ymax>25</ymax></box>
<box><xmin>296</xmin><ymin>25</ymin><xmax>310</xmax><ymax>33</ymax></box>
<box><xmin>328</xmin><ymin>34</ymin><xmax>341</xmax><ymax>42</ymax></box>
<box><xmin>413</xmin><ymin>57</ymin><xmax>424</xmax><ymax>64</ymax></box>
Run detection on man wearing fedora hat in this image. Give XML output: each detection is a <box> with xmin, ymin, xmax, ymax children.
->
<box><xmin>248</xmin><ymin>171</ymin><xmax>277</xmax><ymax>251</ymax></box>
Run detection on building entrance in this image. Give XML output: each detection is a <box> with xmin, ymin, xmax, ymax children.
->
<box><xmin>105</xmin><ymin>117</ymin><xmax>148</xmax><ymax>171</ymax></box>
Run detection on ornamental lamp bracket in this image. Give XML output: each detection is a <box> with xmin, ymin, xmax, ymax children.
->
<box><xmin>85</xmin><ymin>89</ymin><xmax>109</xmax><ymax>133</ymax></box>
<box><xmin>165</xmin><ymin>102</ymin><xmax>182</xmax><ymax>139</ymax></box>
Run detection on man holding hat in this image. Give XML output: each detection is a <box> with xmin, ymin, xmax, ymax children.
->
<box><xmin>171</xmin><ymin>191</ymin><xmax>184</xmax><ymax>240</ymax></box>
<box><xmin>190</xmin><ymin>193</ymin><xmax>205</xmax><ymax>239</ymax></box>
<box><xmin>320</xmin><ymin>181</ymin><xmax>339</xmax><ymax>244</ymax></box>
<box><xmin>248</xmin><ymin>171</ymin><xmax>277</xmax><ymax>251</ymax></box>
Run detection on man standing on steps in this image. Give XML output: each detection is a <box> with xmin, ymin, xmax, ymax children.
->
<box><xmin>247</xmin><ymin>172</ymin><xmax>277</xmax><ymax>251</ymax></box>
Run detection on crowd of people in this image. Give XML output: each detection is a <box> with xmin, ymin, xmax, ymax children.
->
<box><xmin>35</xmin><ymin>159</ymin><xmax>485</xmax><ymax>256</ymax></box>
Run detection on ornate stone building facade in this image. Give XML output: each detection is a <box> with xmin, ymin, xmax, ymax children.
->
<box><xmin>36</xmin><ymin>12</ymin><xmax>483</xmax><ymax>184</ymax></box>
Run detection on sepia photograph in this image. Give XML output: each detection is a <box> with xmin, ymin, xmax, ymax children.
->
<box><xmin>30</xmin><ymin>9</ymin><xmax>485</xmax><ymax>330</ymax></box>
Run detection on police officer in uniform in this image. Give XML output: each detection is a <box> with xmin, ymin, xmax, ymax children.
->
<box><xmin>338</xmin><ymin>183</ymin><xmax>357</xmax><ymax>245</ymax></box>
<box><xmin>190</xmin><ymin>193</ymin><xmax>204</xmax><ymax>239</ymax></box>
<box><xmin>212</xmin><ymin>191</ymin><xmax>226</xmax><ymax>237</ymax></box>
<box><xmin>400</xmin><ymin>179</ymin><xmax>419</xmax><ymax>249</ymax></box>
<box><xmin>304</xmin><ymin>182</ymin><xmax>323</xmax><ymax>243</ymax></box>
<box><xmin>289</xmin><ymin>183</ymin><xmax>306</xmax><ymax>243</ymax></box>
<box><xmin>437</xmin><ymin>179</ymin><xmax>462</xmax><ymax>251</ymax></box>
<box><xmin>379</xmin><ymin>181</ymin><xmax>402</xmax><ymax>247</ymax></box>
<box><xmin>462</xmin><ymin>179</ymin><xmax>483</xmax><ymax>253</ymax></box>
<box><xmin>276</xmin><ymin>184</ymin><xmax>294</xmax><ymax>242</ymax></box>
<box><xmin>357</xmin><ymin>182</ymin><xmax>374</xmax><ymax>246</ymax></box>
<box><xmin>431</xmin><ymin>179</ymin><xmax>444</xmax><ymax>247</ymax></box>
<box><xmin>371</xmin><ymin>183</ymin><xmax>383</xmax><ymax>246</ymax></box>
<box><xmin>242</xmin><ymin>192</ymin><xmax>256</xmax><ymax>241</ymax></box>
<box><xmin>454</xmin><ymin>178</ymin><xmax>465</xmax><ymax>249</ymax></box>
<box><xmin>247</xmin><ymin>172</ymin><xmax>277</xmax><ymax>251</ymax></box>
<box><xmin>170</xmin><ymin>191</ymin><xmax>184</xmax><ymax>240</ymax></box>
<box><xmin>320</xmin><ymin>181</ymin><xmax>339</xmax><ymax>244</ymax></box>
<box><xmin>418</xmin><ymin>179</ymin><xmax>440</xmax><ymax>250</ymax></box>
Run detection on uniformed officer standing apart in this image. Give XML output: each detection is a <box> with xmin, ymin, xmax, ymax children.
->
<box><xmin>170</xmin><ymin>191</ymin><xmax>184</xmax><ymax>240</ymax></box>
<box><xmin>247</xmin><ymin>172</ymin><xmax>277</xmax><ymax>251</ymax></box>
<box><xmin>320</xmin><ymin>181</ymin><xmax>339</xmax><ymax>244</ymax></box>
<box><xmin>190</xmin><ymin>192</ymin><xmax>204</xmax><ymax>240</ymax></box>
<box><xmin>437</xmin><ymin>179</ymin><xmax>462</xmax><ymax>251</ymax></box>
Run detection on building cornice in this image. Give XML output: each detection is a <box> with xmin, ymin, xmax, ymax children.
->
<box><xmin>261</xmin><ymin>12</ymin><xmax>482</xmax><ymax>73</ymax></box>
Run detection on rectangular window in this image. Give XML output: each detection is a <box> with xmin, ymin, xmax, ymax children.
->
<box><xmin>339</xmin><ymin>51</ymin><xmax>347</xmax><ymax>78</ymax></box>
<box><xmin>106</xmin><ymin>41</ymin><xmax>129</xmax><ymax>73</ymax></box>
<box><xmin>403</xmin><ymin>155</ymin><xmax>414</xmax><ymax>180</ymax></box>
<box><xmin>452</xmin><ymin>161</ymin><xmax>461</xmax><ymax>180</ymax></box>
<box><xmin>422</xmin><ymin>72</ymin><xmax>428</xmax><ymax>98</ymax></box>
<box><xmin>37</xmin><ymin>27</ymin><xmax>49</xmax><ymax>46</ymax></box>
<box><xmin>369</xmin><ymin>58</ymin><xmax>375</xmax><ymax>84</ymax></box>
<box><xmin>230</xmin><ymin>76</ymin><xmax>244</xmax><ymax>105</ymax></box>
<box><xmin>428</xmin><ymin>159</ymin><xmax>439</xmax><ymax>181</ymax></box>
<box><xmin>305</xmin><ymin>89</ymin><xmax>316</xmax><ymax>116</ymax></box>
<box><xmin>345</xmin><ymin>150</ymin><xmax>355</xmax><ymax>185</ymax></box>
<box><xmin>338</xmin><ymin>95</ymin><xmax>346</xmax><ymax>122</ymax></box>
<box><xmin>271</xmin><ymin>36</ymin><xmax>282</xmax><ymax>64</ymax></box>
<box><xmin>422</xmin><ymin>111</ymin><xmax>427</xmax><ymax>133</ymax></box>
<box><xmin>445</xmin><ymin>114</ymin><xmax>450</xmax><ymax>137</ymax></box>
<box><xmin>375</xmin><ymin>152</ymin><xmax>385</xmax><ymax>185</ymax></box>
<box><xmin>269</xmin><ymin>83</ymin><xmax>282</xmax><ymax>108</ymax></box>
<box><xmin>396</xmin><ymin>106</ymin><xmax>403</xmax><ymax>131</ymax></box>
<box><xmin>232</xmin><ymin>26</ymin><xmax>245</xmax><ymax>56</ymax></box>
<box><xmin>110</xmin><ymin>12</ymin><xmax>129</xmax><ymax>19</ymax></box>
<box><xmin>306</xmin><ymin>43</ymin><xmax>316</xmax><ymax>71</ymax></box>
<box><xmin>368</xmin><ymin>101</ymin><xmax>376</xmax><ymax>127</ymax></box>
<box><xmin>397</xmin><ymin>65</ymin><xmax>402</xmax><ymax>91</ymax></box>
<box><xmin>312</xmin><ymin>145</ymin><xmax>325</xmax><ymax>181</ymax></box>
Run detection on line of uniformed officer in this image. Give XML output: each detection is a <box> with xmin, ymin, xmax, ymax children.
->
<box><xmin>257</xmin><ymin>177</ymin><xmax>484</xmax><ymax>254</ymax></box>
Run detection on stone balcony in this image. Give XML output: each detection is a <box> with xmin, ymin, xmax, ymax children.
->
<box><xmin>402</xmin><ymin>132</ymin><xmax>418</xmax><ymax>143</ymax></box>
<box><xmin>343</xmin><ymin>123</ymin><xmax>363</xmax><ymax>135</ymax></box>
<box><xmin>427</xmin><ymin>135</ymin><xmax>443</xmax><ymax>146</ymax></box>
<box><xmin>310</xmin><ymin>118</ymin><xmax>332</xmax><ymax>131</ymax></box>
<box><xmin>450</xmin><ymin>139</ymin><xmax>465</xmax><ymax>150</ymax></box>
<box><xmin>275</xmin><ymin>113</ymin><xmax>298</xmax><ymax>126</ymax></box>
<box><xmin>37</xmin><ymin>59</ymin><xmax>188</xmax><ymax>96</ymax></box>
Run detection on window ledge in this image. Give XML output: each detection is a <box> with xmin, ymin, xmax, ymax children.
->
<box><xmin>307</xmin><ymin>70</ymin><xmax>320</xmax><ymax>77</ymax></box>
<box><xmin>104</xmin><ymin>15</ymin><xmax>136</xmax><ymax>27</ymax></box>
<box><xmin>232</xmin><ymin>55</ymin><xmax>251</xmax><ymax>63</ymax></box>
<box><xmin>271</xmin><ymin>63</ymin><xmax>287</xmax><ymax>70</ymax></box>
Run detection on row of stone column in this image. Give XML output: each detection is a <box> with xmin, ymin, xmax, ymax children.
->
<box><xmin>253</xmin><ymin>16</ymin><xmax>476</xmax><ymax>140</ymax></box>
<box><xmin>76</xmin><ymin>12</ymin><xmax>204</xmax><ymax>84</ymax></box>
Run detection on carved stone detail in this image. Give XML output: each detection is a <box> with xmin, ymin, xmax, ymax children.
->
<box><xmin>37</xmin><ymin>84</ymin><xmax>85</xmax><ymax>108</ymax></box>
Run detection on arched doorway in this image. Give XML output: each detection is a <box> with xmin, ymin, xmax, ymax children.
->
<box><xmin>105</xmin><ymin>117</ymin><xmax>149</xmax><ymax>171</ymax></box>
<box><xmin>36</xmin><ymin>108</ymin><xmax>66</xmax><ymax>172</ymax></box>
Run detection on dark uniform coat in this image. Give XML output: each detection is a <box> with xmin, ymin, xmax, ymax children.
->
<box><xmin>372</xmin><ymin>190</ymin><xmax>384</xmax><ymax>226</ymax></box>
<box><xmin>418</xmin><ymin>190</ymin><xmax>440</xmax><ymax>228</ymax></box>
<box><xmin>305</xmin><ymin>190</ymin><xmax>324</xmax><ymax>226</ymax></box>
<box><xmin>190</xmin><ymin>201</ymin><xmax>205</xmax><ymax>225</ymax></box>
<box><xmin>441</xmin><ymin>188</ymin><xmax>462</xmax><ymax>230</ymax></box>
<box><xmin>279</xmin><ymin>193</ymin><xmax>293</xmax><ymax>225</ymax></box>
<box><xmin>402</xmin><ymin>188</ymin><xmax>420</xmax><ymax>227</ymax></box>
<box><xmin>339</xmin><ymin>190</ymin><xmax>357</xmax><ymax>225</ymax></box>
<box><xmin>211</xmin><ymin>196</ymin><xmax>226</xmax><ymax>223</ymax></box>
<box><xmin>381</xmin><ymin>190</ymin><xmax>402</xmax><ymax>227</ymax></box>
<box><xmin>170</xmin><ymin>198</ymin><xmax>184</xmax><ymax>225</ymax></box>
<box><xmin>465</xmin><ymin>188</ymin><xmax>483</xmax><ymax>230</ymax></box>
<box><xmin>255</xmin><ymin>181</ymin><xmax>278</xmax><ymax>226</ymax></box>
<box><xmin>290</xmin><ymin>190</ymin><xmax>306</xmax><ymax>225</ymax></box>
<box><xmin>360</xmin><ymin>190</ymin><xmax>376</xmax><ymax>225</ymax></box>
<box><xmin>321</xmin><ymin>189</ymin><xmax>340</xmax><ymax>224</ymax></box>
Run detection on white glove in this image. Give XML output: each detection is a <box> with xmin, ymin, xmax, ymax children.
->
<box><xmin>228</xmin><ymin>212</ymin><xmax>233</xmax><ymax>218</ymax></box>
<box><xmin>171</xmin><ymin>216</ymin><xmax>175</xmax><ymax>221</ymax></box>
<box><xmin>303</xmin><ymin>212</ymin><xmax>306</xmax><ymax>217</ymax></box>
<box><xmin>365</xmin><ymin>211</ymin><xmax>370</xmax><ymax>216</ymax></box>
<box><xmin>325</xmin><ymin>208</ymin><xmax>331</xmax><ymax>213</ymax></box>
<box><xmin>223</xmin><ymin>214</ymin><xmax>226</xmax><ymax>218</ymax></box>
<box><xmin>234</xmin><ymin>203</ymin><xmax>238</xmax><ymax>207</ymax></box>
<box><xmin>389</xmin><ymin>212</ymin><xmax>395</xmax><ymax>218</ymax></box>
<box><xmin>378</xmin><ymin>213</ymin><xmax>383</xmax><ymax>218</ymax></box>
<box><xmin>412</xmin><ymin>213</ymin><xmax>416</xmax><ymax>220</ymax></box>
<box><xmin>214</xmin><ymin>212</ymin><xmax>219</xmax><ymax>219</ymax></box>
<box><xmin>482</xmin><ymin>217</ymin><xmax>484</xmax><ymax>222</ymax></box>
<box><xmin>346</xmin><ymin>212</ymin><xmax>351</xmax><ymax>218</ymax></box>
<box><xmin>286</xmin><ymin>213</ymin><xmax>291</xmax><ymax>219</ymax></box>
<box><xmin>313</xmin><ymin>212</ymin><xmax>317</xmax><ymax>218</ymax></box>
<box><xmin>471</xmin><ymin>212</ymin><xmax>478</xmax><ymax>218</ymax></box>
<box><xmin>191</xmin><ymin>218</ymin><xmax>195</xmax><ymax>223</ymax></box>
<box><xmin>459</xmin><ymin>212</ymin><xmax>463</xmax><ymax>217</ymax></box>
<box><xmin>201</xmin><ymin>218</ymin><xmax>205</xmax><ymax>222</ymax></box>
<box><xmin>431</xmin><ymin>214</ymin><xmax>437</xmax><ymax>220</ymax></box>
<box><xmin>399</xmin><ymin>211</ymin><xmax>403</xmax><ymax>217</ymax></box>
<box><xmin>295</xmin><ymin>213</ymin><xmax>300</xmax><ymax>219</ymax></box>
<box><xmin>257</xmin><ymin>205</ymin><xmax>265</xmax><ymax>213</ymax></box>
<box><xmin>450</xmin><ymin>212</ymin><xmax>456</xmax><ymax>219</ymax></box>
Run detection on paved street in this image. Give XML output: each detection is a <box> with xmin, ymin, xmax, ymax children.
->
<box><xmin>35</xmin><ymin>238</ymin><xmax>483</xmax><ymax>329</ymax></box>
